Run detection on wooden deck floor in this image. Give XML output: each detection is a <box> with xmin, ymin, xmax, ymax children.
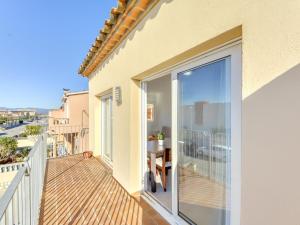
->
<box><xmin>39</xmin><ymin>155</ymin><xmax>168</xmax><ymax>225</ymax></box>
<box><xmin>179</xmin><ymin>167</ymin><xmax>228</xmax><ymax>209</ymax></box>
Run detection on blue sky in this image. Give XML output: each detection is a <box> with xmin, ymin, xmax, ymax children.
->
<box><xmin>0</xmin><ymin>0</ymin><xmax>115</xmax><ymax>109</ymax></box>
<box><xmin>179</xmin><ymin>58</ymin><xmax>230</xmax><ymax>105</ymax></box>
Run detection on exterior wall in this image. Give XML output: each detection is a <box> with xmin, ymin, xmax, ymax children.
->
<box><xmin>65</xmin><ymin>92</ymin><xmax>89</xmax><ymax>152</ymax></box>
<box><xmin>28</xmin><ymin>111</ymin><xmax>36</xmax><ymax>117</ymax></box>
<box><xmin>48</xmin><ymin>108</ymin><xmax>64</xmax><ymax>127</ymax></box>
<box><xmin>87</xmin><ymin>1</ymin><xmax>300</xmax><ymax>225</ymax></box>
<box><xmin>66</xmin><ymin>93</ymin><xmax>89</xmax><ymax>127</ymax></box>
<box><xmin>48</xmin><ymin>93</ymin><xmax>89</xmax><ymax>128</ymax></box>
<box><xmin>49</xmin><ymin>92</ymin><xmax>89</xmax><ymax>155</ymax></box>
<box><xmin>49</xmin><ymin>109</ymin><xmax>64</xmax><ymax>119</ymax></box>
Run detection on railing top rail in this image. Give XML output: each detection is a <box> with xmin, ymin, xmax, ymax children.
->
<box><xmin>48</xmin><ymin>117</ymin><xmax>69</xmax><ymax>119</ymax></box>
<box><xmin>48</xmin><ymin>125</ymin><xmax>88</xmax><ymax>129</ymax></box>
<box><xmin>48</xmin><ymin>125</ymin><xmax>83</xmax><ymax>127</ymax></box>
<box><xmin>47</xmin><ymin>152</ymin><xmax>83</xmax><ymax>160</ymax></box>
<box><xmin>0</xmin><ymin>167</ymin><xmax>26</xmax><ymax>219</ymax></box>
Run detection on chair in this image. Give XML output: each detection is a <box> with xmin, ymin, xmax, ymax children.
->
<box><xmin>156</xmin><ymin>148</ymin><xmax>172</xmax><ymax>192</ymax></box>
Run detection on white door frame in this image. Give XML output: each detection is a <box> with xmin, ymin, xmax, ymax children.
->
<box><xmin>171</xmin><ymin>43</ymin><xmax>241</xmax><ymax>225</ymax></box>
<box><xmin>101</xmin><ymin>93</ymin><xmax>113</xmax><ymax>167</ymax></box>
<box><xmin>140</xmin><ymin>42</ymin><xmax>241</xmax><ymax>225</ymax></box>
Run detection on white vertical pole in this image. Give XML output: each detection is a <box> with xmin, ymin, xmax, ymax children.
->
<box><xmin>18</xmin><ymin>181</ymin><xmax>22</xmax><ymax>224</ymax></box>
<box><xmin>22</xmin><ymin>176</ymin><xmax>26</xmax><ymax>224</ymax></box>
<box><xmin>24</xmin><ymin>170</ymin><xmax>31</xmax><ymax>225</ymax></box>
<box><xmin>141</xmin><ymin>81</ymin><xmax>148</xmax><ymax>192</ymax></box>
<box><xmin>171</xmin><ymin>71</ymin><xmax>178</xmax><ymax>217</ymax></box>
<box><xmin>5</xmin><ymin>200</ymin><xmax>13</xmax><ymax>225</ymax></box>
<box><xmin>12</xmin><ymin>190</ymin><xmax>18</xmax><ymax>225</ymax></box>
<box><xmin>0</xmin><ymin>214</ymin><xmax>5</xmax><ymax>225</ymax></box>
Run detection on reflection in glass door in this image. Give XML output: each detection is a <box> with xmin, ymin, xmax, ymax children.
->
<box><xmin>101</xmin><ymin>94</ymin><xmax>113</xmax><ymax>164</ymax></box>
<box><xmin>177</xmin><ymin>58</ymin><xmax>231</xmax><ymax>225</ymax></box>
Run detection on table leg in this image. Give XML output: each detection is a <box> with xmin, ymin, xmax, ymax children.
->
<box><xmin>150</xmin><ymin>152</ymin><xmax>156</xmax><ymax>192</ymax></box>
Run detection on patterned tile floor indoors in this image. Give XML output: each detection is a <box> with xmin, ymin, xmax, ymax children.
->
<box><xmin>39</xmin><ymin>155</ymin><xmax>169</xmax><ymax>225</ymax></box>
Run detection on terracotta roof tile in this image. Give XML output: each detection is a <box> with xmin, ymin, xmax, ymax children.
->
<box><xmin>78</xmin><ymin>0</ymin><xmax>155</xmax><ymax>76</ymax></box>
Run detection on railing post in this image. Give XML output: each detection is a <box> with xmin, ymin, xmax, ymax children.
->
<box><xmin>5</xmin><ymin>201</ymin><xmax>13</xmax><ymax>225</ymax></box>
<box><xmin>0</xmin><ymin>214</ymin><xmax>5</xmax><ymax>225</ymax></box>
<box><xmin>12</xmin><ymin>189</ymin><xmax>18</xmax><ymax>225</ymax></box>
<box><xmin>24</xmin><ymin>163</ymin><xmax>31</xmax><ymax>225</ymax></box>
<box><xmin>209</xmin><ymin>132</ymin><xmax>212</xmax><ymax>179</ymax></box>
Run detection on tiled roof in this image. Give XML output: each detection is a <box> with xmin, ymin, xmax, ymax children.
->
<box><xmin>78</xmin><ymin>0</ymin><xmax>155</xmax><ymax>76</ymax></box>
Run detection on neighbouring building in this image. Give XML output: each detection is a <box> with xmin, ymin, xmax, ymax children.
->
<box><xmin>0</xmin><ymin>110</ymin><xmax>36</xmax><ymax>119</ymax></box>
<box><xmin>0</xmin><ymin>111</ymin><xmax>9</xmax><ymax>118</ymax></box>
<box><xmin>48</xmin><ymin>90</ymin><xmax>89</xmax><ymax>157</ymax></box>
<box><xmin>78</xmin><ymin>1</ymin><xmax>300</xmax><ymax>225</ymax></box>
<box><xmin>11</xmin><ymin>110</ymin><xmax>36</xmax><ymax>118</ymax></box>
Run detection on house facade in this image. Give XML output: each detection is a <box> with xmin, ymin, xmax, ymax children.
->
<box><xmin>48</xmin><ymin>90</ymin><xmax>89</xmax><ymax>157</ymax></box>
<box><xmin>11</xmin><ymin>110</ymin><xmax>36</xmax><ymax>118</ymax></box>
<box><xmin>0</xmin><ymin>111</ymin><xmax>9</xmax><ymax>118</ymax></box>
<box><xmin>79</xmin><ymin>0</ymin><xmax>300</xmax><ymax>225</ymax></box>
<box><xmin>0</xmin><ymin>110</ymin><xmax>36</xmax><ymax>118</ymax></box>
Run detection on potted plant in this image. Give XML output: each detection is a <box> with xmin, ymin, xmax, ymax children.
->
<box><xmin>157</xmin><ymin>131</ymin><xmax>165</xmax><ymax>146</ymax></box>
<box><xmin>83</xmin><ymin>151</ymin><xmax>93</xmax><ymax>159</ymax></box>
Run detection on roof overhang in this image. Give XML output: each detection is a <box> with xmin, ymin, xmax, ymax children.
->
<box><xmin>78</xmin><ymin>0</ymin><xmax>156</xmax><ymax>77</ymax></box>
<box><xmin>65</xmin><ymin>90</ymin><xmax>89</xmax><ymax>97</ymax></box>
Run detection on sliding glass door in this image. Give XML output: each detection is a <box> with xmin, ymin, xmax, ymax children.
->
<box><xmin>177</xmin><ymin>58</ymin><xmax>231</xmax><ymax>225</ymax></box>
<box><xmin>141</xmin><ymin>44</ymin><xmax>241</xmax><ymax>225</ymax></box>
<box><xmin>101</xmin><ymin>94</ymin><xmax>113</xmax><ymax>164</ymax></box>
<box><xmin>143</xmin><ymin>74</ymin><xmax>172</xmax><ymax>210</ymax></box>
<box><xmin>172</xmin><ymin>45</ymin><xmax>241</xmax><ymax>225</ymax></box>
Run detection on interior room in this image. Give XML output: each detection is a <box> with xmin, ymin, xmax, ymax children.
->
<box><xmin>145</xmin><ymin>74</ymin><xmax>172</xmax><ymax>210</ymax></box>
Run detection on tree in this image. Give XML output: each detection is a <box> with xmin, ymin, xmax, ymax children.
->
<box><xmin>0</xmin><ymin>118</ymin><xmax>5</xmax><ymax>124</ymax></box>
<box><xmin>0</xmin><ymin>137</ymin><xmax>18</xmax><ymax>159</ymax></box>
<box><xmin>25</xmin><ymin>125</ymin><xmax>42</xmax><ymax>136</ymax></box>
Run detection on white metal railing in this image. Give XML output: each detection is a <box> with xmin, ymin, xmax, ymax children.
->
<box><xmin>0</xmin><ymin>163</ymin><xmax>25</xmax><ymax>173</ymax></box>
<box><xmin>0</xmin><ymin>133</ymin><xmax>47</xmax><ymax>225</ymax></box>
<box><xmin>179</xmin><ymin>129</ymin><xmax>231</xmax><ymax>185</ymax></box>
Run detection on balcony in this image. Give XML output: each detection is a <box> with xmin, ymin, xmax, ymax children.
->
<box><xmin>48</xmin><ymin>125</ymin><xmax>89</xmax><ymax>157</ymax></box>
<box><xmin>39</xmin><ymin>155</ymin><xmax>168</xmax><ymax>225</ymax></box>
<box><xmin>0</xmin><ymin>134</ymin><xmax>169</xmax><ymax>225</ymax></box>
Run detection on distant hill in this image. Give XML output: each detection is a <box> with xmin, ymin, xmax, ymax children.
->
<box><xmin>0</xmin><ymin>107</ymin><xmax>49</xmax><ymax>115</ymax></box>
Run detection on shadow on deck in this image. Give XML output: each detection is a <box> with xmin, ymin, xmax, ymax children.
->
<box><xmin>39</xmin><ymin>155</ymin><xmax>168</xmax><ymax>225</ymax></box>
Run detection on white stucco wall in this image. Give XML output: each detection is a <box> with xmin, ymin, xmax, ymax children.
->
<box><xmin>87</xmin><ymin>1</ymin><xmax>300</xmax><ymax>224</ymax></box>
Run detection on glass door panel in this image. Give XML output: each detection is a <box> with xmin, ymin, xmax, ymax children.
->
<box><xmin>144</xmin><ymin>74</ymin><xmax>172</xmax><ymax>211</ymax></box>
<box><xmin>102</xmin><ymin>95</ymin><xmax>113</xmax><ymax>163</ymax></box>
<box><xmin>177</xmin><ymin>58</ymin><xmax>231</xmax><ymax>225</ymax></box>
